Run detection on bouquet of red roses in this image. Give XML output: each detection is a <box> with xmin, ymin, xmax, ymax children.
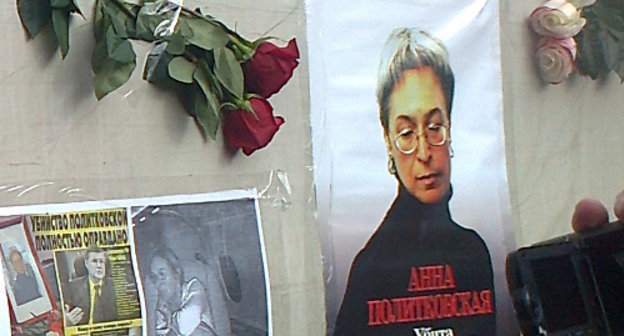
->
<box><xmin>17</xmin><ymin>0</ymin><xmax>299</xmax><ymax>155</ymax></box>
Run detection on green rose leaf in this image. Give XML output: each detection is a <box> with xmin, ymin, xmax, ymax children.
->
<box><xmin>183</xmin><ymin>17</ymin><xmax>229</xmax><ymax>50</ymax></box>
<box><xmin>194</xmin><ymin>60</ymin><xmax>224</xmax><ymax>98</ymax></box>
<box><xmin>104</xmin><ymin>2</ymin><xmax>139</xmax><ymax>39</ymax></box>
<box><xmin>92</xmin><ymin>38</ymin><xmax>136</xmax><ymax>99</ymax></box>
<box><xmin>93</xmin><ymin>60</ymin><xmax>136</xmax><ymax>99</ymax></box>
<box><xmin>93</xmin><ymin>0</ymin><xmax>109</xmax><ymax>40</ymax></box>
<box><xmin>52</xmin><ymin>9</ymin><xmax>70</xmax><ymax>58</ymax></box>
<box><xmin>135</xmin><ymin>1</ymin><xmax>172</xmax><ymax>41</ymax></box>
<box><xmin>143</xmin><ymin>42</ymin><xmax>174</xmax><ymax>85</ymax></box>
<box><xmin>214</xmin><ymin>47</ymin><xmax>244</xmax><ymax>99</ymax></box>
<box><xmin>176</xmin><ymin>19</ymin><xmax>193</xmax><ymax>40</ymax></box>
<box><xmin>166</xmin><ymin>33</ymin><xmax>187</xmax><ymax>55</ymax></box>
<box><xmin>168</xmin><ymin>56</ymin><xmax>196</xmax><ymax>84</ymax></box>
<box><xmin>105</xmin><ymin>26</ymin><xmax>136</xmax><ymax>63</ymax></box>
<box><xmin>578</xmin><ymin>5</ymin><xmax>624</xmax><ymax>80</ymax></box>
<box><xmin>194</xmin><ymin>64</ymin><xmax>221</xmax><ymax>113</ymax></box>
<box><xmin>576</xmin><ymin>26</ymin><xmax>605</xmax><ymax>79</ymax></box>
<box><xmin>193</xmin><ymin>88</ymin><xmax>219</xmax><ymax>139</ymax></box>
<box><xmin>50</xmin><ymin>0</ymin><xmax>70</xmax><ymax>8</ymax></box>
<box><xmin>178</xmin><ymin>84</ymin><xmax>219</xmax><ymax>139</ymax></box>
<box><xmin>68</xmin><ymin>0</ymin><xmax>82</xmax><ymax>16</ymax></box>
<box><xmin>17</xmin><ymin>0</ymin><xmax>51</xmax><ymax>39</ymax></box>
<box><xmin>592</xmin><ymin>2</ymin><xmax>624</xmax><ymax>32</ymax></box>
<box><xmin>599</xmin><ymin>30</ymin><xmax>620</xmax><ymax>70</ymax></box>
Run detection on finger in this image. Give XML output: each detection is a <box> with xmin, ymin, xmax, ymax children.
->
<box><xmin>70</xmin><ymin>308</ymin><xmax>83</xmax><ymax>319</ymax></box>
<box><xmin>614</xmin><ymin>190</ymin><xmax>624</xmax><ymax>221</ymax></box>
<box><xmin>572</xmin><ymin>198</ymin><xmax>609</xmax><ymax>233</ymax></box>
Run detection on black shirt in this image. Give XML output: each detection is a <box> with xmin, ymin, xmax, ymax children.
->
<box><xmin>334</xmin><ymin>185</ymin><xmax>496</xmax><ymax>336</ymax></box>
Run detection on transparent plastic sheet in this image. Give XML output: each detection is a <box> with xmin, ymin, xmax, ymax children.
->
<box><xmin>302</xmin><ymin>0</ymin><xmax>335</xmax><ymax>333</ymax></box>
<box><xmin>140</xmin><ymin>0</ymin><xmax>183</xmax><ymax>38</ymax></box>
<box><xmin>0</xmin><ymin>0</ymin><xmax>324</xmax><ymax>335</ymax></box>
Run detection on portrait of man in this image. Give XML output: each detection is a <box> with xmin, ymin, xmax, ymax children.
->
<box><xmin>0</xmin><ymin>219</ymin><xmax>55</xmax><ymax>326</ymax></box>
<box><xmin>9</xmin><ymin>250</ymin><xmax>42</xmax><ymax>306</ymax></box>
<box><xmin>63</xmin><ymin>246</ymin><xmax>118</xmax><ymax>326</ymax></box>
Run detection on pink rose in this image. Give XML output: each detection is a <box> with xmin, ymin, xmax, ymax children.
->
<box><xmin>535</xmin><ymin>36</ymin><xmax>577</xmax><ymax>84</ymax></box>
<box><xmin>529</xmin><ymin>0</ymin><xmax>586</xmax><ymax>38</ymax></box>
<box><xmin>222</xmin><ymin>97</ymin><xmax>285</xmax><ymax>155</ymax></box>
<box><xmin>242</xmin><ymin>38</ymin><xmax>300</xmax><ymax>98</ymax></box>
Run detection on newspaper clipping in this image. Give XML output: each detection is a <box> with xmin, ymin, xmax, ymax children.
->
<box><xmin>0</xmin><ymin>189</ymin><xmax>270</xmax><ymax>336</ymax></box>
<box><xmin>29</xmin><ymin>209</ymin><xmax>142</xmax><ymax>336</ymax></box>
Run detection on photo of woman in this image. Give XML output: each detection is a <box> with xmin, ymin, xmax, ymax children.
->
<box><xmin>308</xmin><ymin>1</ymin><xmax>517</xmax><ymax>334</ymax></box>
<box><xmin>332</xmin><ymin>28</ymin><xmax>495</xmax><ymax>336</ymax></box>
<box><xmin>149</xmin><ymin>247</ymin><xmax>225</xmax><ymax>336</ymax></box>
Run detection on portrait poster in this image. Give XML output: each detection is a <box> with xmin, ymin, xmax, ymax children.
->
<box><xmin>307</xmin><ymin>0</ymin><xmax>518</xmax><ymax>335</ymax></box>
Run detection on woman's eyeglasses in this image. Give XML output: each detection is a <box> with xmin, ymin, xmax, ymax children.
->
<box><xmin>393</xmin><ymin>124</ymin><xmax>449</xmax><ymax>155</ymax></box>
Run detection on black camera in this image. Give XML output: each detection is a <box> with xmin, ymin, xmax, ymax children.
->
<box><xmin>506</xmin><ymin>221</ymin><xmax>624</xmax><ymax>336</ymax></box>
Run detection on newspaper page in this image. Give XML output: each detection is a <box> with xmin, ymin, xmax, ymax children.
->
<box><xmin>37</xmin><ymin>209</ymin><xmax>143</xmax><ymax>336</ymax></box>
<box><xmin>0</xmin><ymin>189</ymin><xmax>270</xmax><ymax>336</ymax></box>
<box><xmin>14</xmin><ymin>209</ymin><xmax>142</xmax><ymax>336</ymax></box>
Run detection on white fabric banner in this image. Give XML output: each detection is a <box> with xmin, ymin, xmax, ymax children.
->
<box><xmin>307</xmin><ymin>0</ymin><xmax>518</xmax><ymax>334</ymax></box>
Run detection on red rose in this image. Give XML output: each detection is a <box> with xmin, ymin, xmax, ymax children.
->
<box><xmin>223</xmin><ymin>97</ymin><xmax>285</xmax><ymax>155</ymax></box>
<box><xmin>242</xmin><ymin>38</ymin><xmax>300</xmax><ymax>98</ymax></box>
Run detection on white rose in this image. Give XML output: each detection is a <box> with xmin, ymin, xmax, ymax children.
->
<box><xmin>535</xmin><ymin>36</ymin><xmax>577</xmax><ymax>84</ymax></box>
<box><xmin>568</xmin><ymin>0</ymin><xmax>596</xmax><ymax>8</ymax></box>
<box><xmin>529</xmin><ymin>0</ymin><xmax>586</xmax><ymax>38</ymax></box>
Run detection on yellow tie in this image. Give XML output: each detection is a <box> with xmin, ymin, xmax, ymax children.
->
<box><xmin>89</xmin><ymin>284</ymin><xmax>100</xmax><ymax>324</ymax></box>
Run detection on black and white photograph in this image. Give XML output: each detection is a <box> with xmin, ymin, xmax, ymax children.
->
<box><xmin>0</xmin><ymin>216</ymin><xmax>55</xmax><ymax>325</ymax></box>
<box><xmin>131</xmin><ymin>193</ymin><xmax>270</xmax><ymax>336</ymax></box>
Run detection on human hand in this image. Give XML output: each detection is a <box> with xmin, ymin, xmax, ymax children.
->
<box><xmin>63</xmin><ymin>304</ymin><xmax>83</xmax><ymax>326</ymax></box>
<box><xmin>571</xmin><ymin>190</ymin><xmax>624</xmax><ymax>233</ymax></box>
<box><xmin>155</xmin><ymin>303</ymin><xmax>171</xmax><ymax>336</ymax></box>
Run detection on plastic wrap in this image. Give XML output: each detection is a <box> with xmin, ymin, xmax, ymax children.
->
<box><xmin>0</xmin><ymin>0</ymin><xmax>323</xmax><ymax>334</ymax></box>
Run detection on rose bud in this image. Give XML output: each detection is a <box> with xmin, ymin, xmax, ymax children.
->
<box><xmin>535</xmin><ymin>36</ymin><xmax>577</xmax><ymax>84</ymax></box>
<box><xmin>529</xmin><ymin>0</ymin><xmax>586</xmax><ymax>38</ymax></box>
<box><xmin>242</xmin><ymin>38</ymin><xmax>300</xmax><ymax>98</ymax></box>
<box><xmin>223</xmin><ymin>97</ymin><xmax>285</xmax><ymax>155</ymax></box>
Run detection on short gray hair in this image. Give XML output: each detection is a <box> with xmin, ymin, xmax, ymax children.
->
<box><xmin>377</xmin><ymin>28</ymin><xmax>454</xmax><ymax>131</ymax></box>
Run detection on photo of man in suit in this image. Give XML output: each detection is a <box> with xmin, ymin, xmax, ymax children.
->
<box><xmin>63</xmin><ymin>246</ymin><xmax>118</xmax><ymax>326</ymax></box>
<box><xmin>9</xmin><ymin>250</ymin><xmax>42</xmax><ymax>306</ymax></box>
